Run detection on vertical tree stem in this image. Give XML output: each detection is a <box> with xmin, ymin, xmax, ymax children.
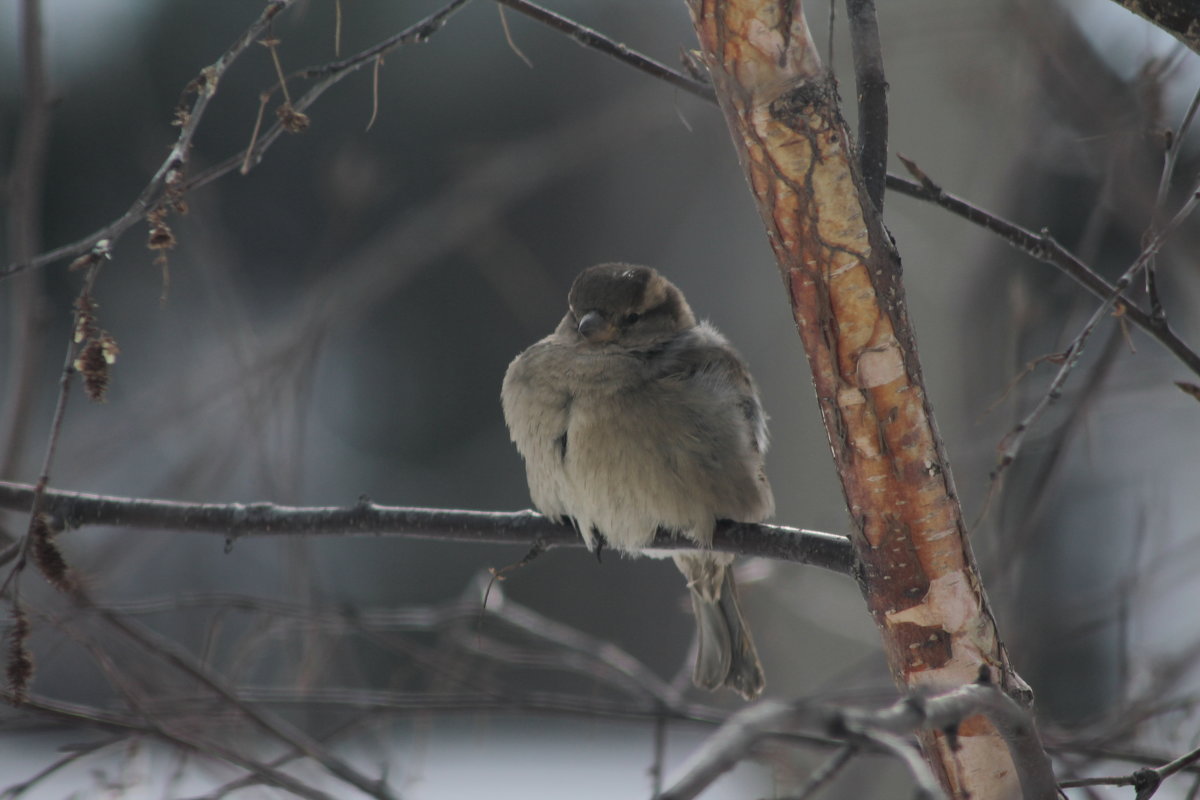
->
<box><xmin>684</xmin><ymin>1</ymin><xmax>1054</xmax><ymax>796</ymax></box>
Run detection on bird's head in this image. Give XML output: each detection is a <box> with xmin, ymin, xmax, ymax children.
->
<box><xmin>564</xmin><ymin>263</ymin><xmax>697</xmax><ymax>346</ymax></box>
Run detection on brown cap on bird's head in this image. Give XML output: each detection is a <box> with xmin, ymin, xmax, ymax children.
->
<box><xmin>567</xmin><ymin>263</ymin><xmax>696</xmax><ymax>344</ymax></box>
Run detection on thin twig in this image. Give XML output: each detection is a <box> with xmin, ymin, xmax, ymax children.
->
<box><xmin>858</xmin><ymin>728</ymin><xmax>942</xmax><ymax>799</ymax></box>
<box><xmin>491</xmin><ymin>0</ymin><xmax>714</xmax><ymax>102</ymax></box>
<box><xmin>992</xmin><ymin>176</ymin><xmax>1200</xmax><ymax>481</ymax></box>
<box><xmin>0</xmin><ymin>687</ymin><xmax>337</xmax><ymax>800</ymax></box>
<box><xmin>826</xmin><ymin>0</ymin><xmax>835</xmax><ymax>66</ymax></box>
<box><xmin>886</xmin><ymin>168</ymin><xmax>1200</xmax><ymax>379</ymax></box>
<box><xmin>85</xmin><ymin>594</ymin><xmax>398</xmax><ymax>800</ymax></box>
<box><xmin>1</xmin><ymin>0</ymin><xmax>296</xmax><ymax>279</ymax></box>
<box><xmin>47</xmin><ymin>616</ymin><xmax>337</xmax><ymax>800</ymax></box>
<box><xmin>477</xmin><ymin>574</ymin><xmax>684</xmax><ymax>702</ymax></box>
<box><xmin>497</xmin><ymin>4</ymin><xmax>534</xmax><ymax>68</ymax></box>
<box><xmin>980</xmin><ymin>322</ymin><xmax>1128</xmax><ymax>586</ymax></box>
<box><xmin>1146</xmin><ymin>82</ymin><xmax>1200</xmax><ymax>320</ymax></box>
<box><xmin>365</xmin><ymin>55</ymin><xmax>383</xmax><ymax>131</ymax></box>
<box><xmin>334</xmin><ymin>0</ymin><xmax>343</xmax><ymax>57</ymax></box>
<box><xmin>0</xmin><ymin>736</ymin><xmax>118</xmax><ymax>799</ymax></box>
<box><xmin>240</xmin><ymin>93</ymin><xmax>270</xmax><ymax>174</ymax></box>
<box><xmin>292</xmin><ymin>0</ymin><xmax>473</xmax><ymax>84</ymax></box>
<box><xmin>650</xmin><ymin>709</ymin><xmax>669</xmax><ymax>797</ymax></box>
<box><xmin>0</xmin><ymin>0</ymin><xmax>53</xmax><ymax>481</ymax></box>
<box><xmin>262</xmin><ymin>36</ymin><xmax>293</xmax><ymax>106</ymax></box>
<box><xmin>3</xmin><ymin>582</ymin><xmax>758</xmax><ymax>766</ymax></box>
<box><xmin>6</xmin><ymin>0</ymin><xmax>1200</xmax><ymax>407</ymax></box>
<box><xmin>0</xmin><ymin>0</ymin><xmax>464</xmax><ymax>281</ymax></box>
<box><xmin>177</xmin><ymin>716</ymin><xmax>371</xmax><ymax>800</ymax></box>
<box><xmin>1</xmin><ymin>265</ymin><xmax>101</xmax><ymax>596</ymax></box>
<box><xmin>844</xmin><ymin>0</ymin><xmax>887</xmax><ymax>211</ymax></box>
<box><xmin>790</xmin><ymin>742</ymin><xmax>858</xmax><ymax>799</ymax></box>
<box><xmin>164</xmin><ymin>0</ymin><xmax>476</xmax><ymax>189</ymax></box>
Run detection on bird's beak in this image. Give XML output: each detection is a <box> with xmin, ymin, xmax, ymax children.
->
<box><xmin>577</xmin><ymin>310</ymin><xmax>617</xmax><ymax>343</ymax></box>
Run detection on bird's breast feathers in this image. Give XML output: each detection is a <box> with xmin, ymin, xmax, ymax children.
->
<box><xmin>503</xmin><ymin>323</ymin><xmax>772</xmax><ymax>553</ymax></box>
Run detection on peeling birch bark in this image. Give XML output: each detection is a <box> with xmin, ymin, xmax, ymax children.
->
<box><xmin>684</xmin><ymin>1</ymin><xmax>1053</xmax><ymax>796</ymax></box>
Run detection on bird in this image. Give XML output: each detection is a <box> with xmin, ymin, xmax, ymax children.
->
<box><xmin>500</xmin><ymin>263</ymin><xmax>773</xmax><ymax>699</ymax></box>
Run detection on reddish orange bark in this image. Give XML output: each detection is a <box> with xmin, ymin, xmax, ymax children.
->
<box><xmin>686</xmin><ymin>1</ymin><xmax>1047</xmax><ymax>796</ymax></box>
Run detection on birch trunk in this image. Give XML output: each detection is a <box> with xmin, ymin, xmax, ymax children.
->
<box><xmin>684</xmin><ymin>2</ymin><xmax>1053</xmax><ymax>796</ymax></box>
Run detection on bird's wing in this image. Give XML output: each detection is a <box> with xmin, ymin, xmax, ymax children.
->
<box><xmin>644</xmin><ymin>324</ymin><xmax>769</xmax><ymax>456</ymax></box>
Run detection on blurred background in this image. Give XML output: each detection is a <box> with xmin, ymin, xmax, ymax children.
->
<box><xmin>2</xmin><ymin>0</ymin><xmax>1200</xmax><ymax>796</ymax></box>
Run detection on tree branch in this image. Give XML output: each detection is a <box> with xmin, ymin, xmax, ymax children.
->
<box><xmin>1059</xmin><ymin>738</ymin><xmax>1200</xmax><ymax>798</ymax></box>
<box><xmin>0</xmin><ymin>0</ymin><xmax>469</xmax><ymax>282</ymax></box>
<box><xmin>684</xmin><ymin>1</ymin><xmax>1055</xmax><ymax>796</ymax></box>
<box><xmin>5</xmin><ymin>0</ymin><xmax>1199</xmax><ymax>401</ymax></box>
<box><xmin>659</xmin><ymin>676</ymin><xmax>1058</xmax><ymax>800</ymax></box>
<box><xmin>1</xmin><ymin>0</ymin><xmax>53</xmax><ymax>480</ymax></box>
<box><xmin>492</xmin><ymin>0</ymin><xmax>715</xmax><ymax>102</ymax></box>
<box><xmin>844</xmin><ymin>0</ymin><xmax>888</xmax><ymax>211</ymax></box>
<box><xmin>886</xmin><ymin>166</ymin><xmax>1200</xmax><ymax>380</ymax></box>
<box><xmin>0</xmin><ymin>481</ymin><xmax>855</xmax><ymax>574</ymax></box>
<box><xmin>82</xmin><ymin>590</ymin><xmax>398</xmax><ymax>800</ymax></box>
<box><xmin>991</xmin><ymin>173</ymin><xmax>1200</xmax><ymax>481</ymax></box>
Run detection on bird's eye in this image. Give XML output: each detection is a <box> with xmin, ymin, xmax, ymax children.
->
<box><xmin>623</xmin><ymin>312</ymin><xmax>641</xmax><ymax>325</ymax></box>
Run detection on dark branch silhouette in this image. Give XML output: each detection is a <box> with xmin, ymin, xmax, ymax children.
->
<box><xmin>886</xmin><ymin>168</ymin><xmax>1200</xmax><ymax>380</ymax></box>
<box><xmin>0</xmin><ymin>481</ymin><xmax>855</xmax><ymax>574</ymax></box>
<box><xmin>494</xmin><ymin>0</ymin><xmax>715</xmax><ymax>101</ymax></box>
<box><xmin>845</xmin><ymin>0</ymin><xmax>888</xmax><ymax>211</ymax></box>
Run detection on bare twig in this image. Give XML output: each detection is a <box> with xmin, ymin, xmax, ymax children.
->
<box><xmin>1</xmin><ymin>0</ymin><xmax>296</xmax><ymax>280</ymax></box>
<box><xmin>789</xmin><ymin>742</ymin><xmax>858</xmax><ymax>799</ymax></box>
<box><xmin>660</xmin><ymin>677</ymin><xmax>1057</xmax><ymax>800</ymax></box>
<box><xmin>1059</xmin><ymin>739</ymin><xmax>1200</xmax><ymax>798</ymax></box>
<box><xmin>74</xmin><ymin>578</ymin><xmax>699</xmax><ymax>727</ymax></box>
<box><xmin>68</xmin><ymin>616</ymin><xmax>337</xmax><ymax>800</ymax></box>
<box><xmin>4</xmin><ymin>580</ymin><xmax>783</xmax><ymax>797</ymax></box>
<box><xmin>844</xmin><ymin>0</ymin><xmax>887</xmax><ymax>211</ymax></box>
<box><xmin>992</xmin><ymin>177</ymin><xmax>1200</xmax><ymax>480</ymax></box>
<box><xmin>177</xmin><ymin>721</ymin><xmax>365</xmax><ymax>800</ymax></box>
<box><xmin>0</xmin><ymin>684</ymin><xmax>333</xmax><ymax>800</ymax></box>
<box><xmin>474</xmin><ymin>574</ymin><xmax>682</xmax><ymax>702</ymax></box>
<box><xmin>660</xmin><ymin>702</ymin><xmax>838</xmax><ymax>800</ymax></box>
<box><xmin>0</xmin><ymin>0</ymin><xmax>53</xmax><ymax>481</ymax></box>
<box><xmin>887</xmin><ymin>167</ymin><xmax>1200</xmax><ymax>380</ymax></box>
<box><xmin>84</xmin><ymin>594</ymin><xmax>399</xmax><ymax>800</ymax></box>
<box><xmin>365</xmin><ymin>55</ymin><xmax>384</xmax><ymax>131</ymax></box>
<box><xmin>660</xmin><ymin>700</ymin><xmax>938</xmax><ymax>800</ymax></box>
<box><xmin>1146</xmin><ymin>83</ymin><xmax>1200</xmax><ymax>320</ymax></box>
<box><xmin>0</xmin><ymin>0</ymin><xmax>468</xmax><ymax>281</ymax></box>
<box><xmin>7</xmin><ymin>0</ymin><xmax>1199</xmax><ymax>408</ymax></box>
<box><xmin>0</xmin><ymin>736</ymin><xmax>118</xmax><ymax>799</ymax></box>
<box><xmin>1</xmin><ymin>265</ymin><xmax>101</xmax><ymax>596</ymax></box>
<box><xmin>492</xmin><ymin>0</ymin><xmax>715</xmax><ymax>101</ymax></box>
<box><xmin>0</xmin><ymin>480</ymin><xmax>855</xmax><ymax>574</ymax></box>
<box><xmin>496</xmin><ymin>4</ymin><xmax>534</xmax><ymax>68</ymax></box>
<box><xmin>986</xmin><ymin>324</ymin><xmax>1126</xmax><ymax>585</ymax></box>
<box><xmin>650</xmin><ymin>710</ymin><xmax>669</xmax><ymax>797</ymax></box>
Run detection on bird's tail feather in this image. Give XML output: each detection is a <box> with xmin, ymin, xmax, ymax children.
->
<box><xmin>675</xmin><ymin>553</ymin><xmax>765</xmax><ymax>700</ymax></box>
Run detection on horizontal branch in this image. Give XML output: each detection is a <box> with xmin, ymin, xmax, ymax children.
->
<box><xmin>886</xmin><ymin>170</ymin><xmax>1200</xmax><ymax>380</ymax></box>
<box><xmin>0</xmin><ymin>481</ymin><xmax>854</xmax><ymax>574</ymax></box>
